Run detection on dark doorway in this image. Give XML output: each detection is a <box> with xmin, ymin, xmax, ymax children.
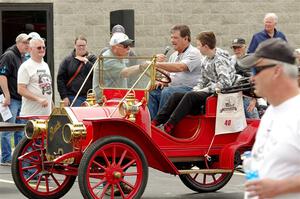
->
<box><xmin>110</xmin><ymin>9</ymin><xmax>135</xmax><ymax>46</ymax></box>
<box><xmin>0</xmin><ymin>3</ymin><xmax>53</xmax><ymax>79</ymax></box>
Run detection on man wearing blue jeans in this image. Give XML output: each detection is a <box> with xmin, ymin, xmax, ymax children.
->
<box><xmin>1</xmin><ymin>99</ymin><xmax>24</xmax><ymax>164</ymax></box>
<box><xmin>148</xmin><ymin>25</ymin><xmax>203</xmax><ymax>119</ymax></box>
<box><xmin>0</xmin><ymin>33</ymin><xmax>31</xmax><ymax>165</ymax></box>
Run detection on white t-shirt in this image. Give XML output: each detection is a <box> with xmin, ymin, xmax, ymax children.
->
<box><xmin>18</xmin><ymin>58</ymin><xmax>52</xmax><ymax>116</ymax></box>
<box><xmin>251</xmin><ymin>94</ymin><xmax>300</xmax><ymax>199</ymax></box>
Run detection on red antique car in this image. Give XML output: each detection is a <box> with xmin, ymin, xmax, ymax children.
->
<box><xmin>11</xmin><ymin>56</ymin><xmax>259</xmax><ymax>199</ymax></box>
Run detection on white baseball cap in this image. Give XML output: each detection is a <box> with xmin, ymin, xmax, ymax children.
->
<box><xmin>109</xmin><ymin>32</ymin><xmax>133</xmax><ymax>46</ymax></box>
<box><xmin>28</xmin><ymin>32</ymin><xmax>41</xmax><ymax>39</ymax></box>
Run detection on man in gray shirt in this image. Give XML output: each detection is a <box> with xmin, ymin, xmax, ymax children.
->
<box><xmin>148</xmin><ymin>25</ymin><xmax>203</xmax><ymax>119</ymax></box>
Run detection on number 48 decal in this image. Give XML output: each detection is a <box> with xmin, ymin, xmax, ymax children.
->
<box><xmin>224</xmin><ymin>120</ymin><xmax>231</xmax><ymax>126</ymax></box>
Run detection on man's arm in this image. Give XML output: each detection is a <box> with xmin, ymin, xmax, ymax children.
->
<box><xmin>246</xmin><ymin>176</ymin><xmax>300</xmax><ymax>198</ymax></box>
<box><xmin>0</xmin><ymin>75</ymin><xmax>11</xmax><ymax>106</ymax></box>
<box><xmin>156</xmin><ymin>62</ymin><xmax>188</xmax><ymax>72</ymax></box>
<box><xmin>18</xmin><ymin>84</ymin><xmax>48</xmax><ymax>108</ymax></box>
<box><xmin>247</xmin><ymin>35</ymin><xmax>258</xmax><ymax>54</ymax></box>
<box><xmin>120</xmin><ymin>65</ymin><xmax>141</xmax><ymax>78</ymax></box>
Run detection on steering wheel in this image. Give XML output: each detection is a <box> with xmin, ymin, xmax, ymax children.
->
<box><xmin>156</xmin><ymin>68</ymin><xmax>171</xmax><ymax>84</ymax></box>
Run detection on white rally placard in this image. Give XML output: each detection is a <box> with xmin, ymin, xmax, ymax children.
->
<box><xmin>215</xmin><ymin>91</ymin><xmax>247</xmax><ymax>135</ymax></box>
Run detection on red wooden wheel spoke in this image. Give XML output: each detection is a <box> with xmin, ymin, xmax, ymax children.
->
<box><xmin>117</xmin><ymin>149</ymin><xmax>127</xmax><ymax>166</ymax></box>
<box><xmin>34</xmin><ymin>177</ymin><xmax>41</xmax><ymax>190</ymax></box>
<box><xmin>121</xmin><ymin>159</ymin><xmax>135</xmax><ymax>170</ymax></box>
<box><xmin>92</xmin><ymin>179</ymin><xmax>106</xmax><ymax>190</ymax></box>
<box><xmin>92</xmin><ymin>160</ymin><xmax>106</xmax><ymax>170</ymax></box>
<box><xmin>44</xmin><ymin>176</ymin><xmax>50</xmax><ymax>192</ymax></box>
<box><xmin>121</xmin><ymin>179</ymin><xmax>134</xmax><ymax>190</ymax></box>
<box><xmin>22</xmin><ymin>164</ymin><xmax>38</xmax><ymax>171</ymax></box>
<box><xmin>211</xmin><ymin>174</ymin><xmax>216</xmax><ymax>182</ymax></box>
<box><xmin>101</xmin><ymin>150</ymin><xmax>111</xmax><ymax>167</ymax></box>
<box><xmin>110</xmin><ymin>185</ymin><xmax>115</xmax><ymax>199</ymax></box>
<box><xmin>203</xmin><ymin>174</ymin><xmax>207</xmax><ymax>184</ymax></box>
<box><xmin>98</xmin><ymin>183</ymin><xmax>110</xmax><ymax>198</ymax></box>
<box><xmin>25</xmin><ymin>171</ymin><xmax>40</xmax><ymax>183</ymax></box>
<box><xmin>89</xmin><ymin>172</ymin><xmax>105</xmax><ymax>178</ymax></box>
<box><xmin>123</xmin><ymin>171</ymin><xmax>138</xmax><ymax>176</ymax></box>
<box><xmin>50</xmin><ymin>174</ymin><xmax>61</xmax><ymax>187</ymax></box>
<box><xmin>193</xmin><ymin>173</ymin><xmax>199</xmax><ymax>180</ymax></box>
<box><xmin>116</xmin><ymin>183</ymin><xmax>126</xmax><ymax>198</ymax></box>
<box><xmin>112</xmin><ymin>145</ymin><xmax>117</xmax><ymax>165</ymax></box>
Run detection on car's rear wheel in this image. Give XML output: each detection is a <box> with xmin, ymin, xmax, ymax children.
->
<box><xmin>179</xmin><ymin>164</ymin><xmax>233</xmax><ymax>193</ymax></box>
<box><xmin>78</xmin><ymin>136</ymin><xmax>148</xmax><ymax>199</ymax></box>
<box><xmin>11</xmin><ymin>137</ymin><xmax>76</xmax><ymax>199</ymax></box>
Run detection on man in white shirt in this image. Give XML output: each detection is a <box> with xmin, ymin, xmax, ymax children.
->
<box><xmin>240</xmin><ymin>38</ymin><xmax>300</xmax><ymax>199</ymax></box>
<box><xmin>18</xmin><ymin>37</ymin><xmax>52</xmax><ymax>116</ymax></box>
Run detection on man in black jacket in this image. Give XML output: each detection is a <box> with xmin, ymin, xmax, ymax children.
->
<box><xmin>0</xmin><ymin>33</ymin><xmax>31</xmax><ymax>165</ymax></box>
<box><xmin>57</xmin><ymin>35</ymin><xmax>97</xmax><ymax>107</ymax></box>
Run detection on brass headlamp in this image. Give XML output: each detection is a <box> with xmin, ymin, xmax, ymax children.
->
<box><xmin>62</xmin><ymin>123</ymin><xmax>87</xmax><ymax>143</ymax></box>
<box><xmin>119</xmin><ymin>93</ymin><xmax>141</xmax><ymax>122</ymax></box>
<box><xmin>25</xmin><ymin>119</ymin><xmax>47</xmax><ymax>139</ymax></box>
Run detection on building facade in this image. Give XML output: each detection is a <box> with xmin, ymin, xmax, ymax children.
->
<box><xmin>0</xmin><ymin>0</ymin><xmax>300</xmax><ymax>103</ymax></box>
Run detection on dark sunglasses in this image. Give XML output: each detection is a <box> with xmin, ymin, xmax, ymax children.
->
<box><xmin>231</xmin><ymin>46</ymin><xmax>242</xmax><ymax>50</ymax></box>
<box><xmin>120</xmin><ymin>44</ymin><xmax>129</xmax><ymax>49</ymax></box>
<box><xmin>35</xmin><ymin>46</ymin><xmax>46</xmax><ymax>50</ymax></box>
<box><xmin>251</xmin><ymin>63</ymin><xmax>277</xmax><ymax>75</ymax></box>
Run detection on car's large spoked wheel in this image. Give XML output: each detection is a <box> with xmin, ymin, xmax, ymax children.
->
<box><xmin>11</xmin><ymin>137</ymin><xmax>76</xmax><ymax>199</ymax></box>
<box><xmin>179</xmin><ymin>165</ymin><xmax>233</xmax><ymax>193</ymax></box>
<box><xmin>78</xmin><ymin>136</ymin><xmax>148</xmax><ymax>199</ymax></box>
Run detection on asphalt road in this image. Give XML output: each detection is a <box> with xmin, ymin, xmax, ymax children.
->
<box><xmin>0</xmin><ymin>165</ymin><xmax>245</xmax><ymax>199</ymax></box>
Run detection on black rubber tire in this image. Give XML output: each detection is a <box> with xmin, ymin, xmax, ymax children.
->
<box><xmin>11</xmin><ymin>137</ymin><xmax>76</xmax><ymax>199</ymax></box>
<box><xmin>78</xmin><ymin>136</ymin><xmax>148</xmax><ymax>199</ymax></box>
<box><xmin>179</xmin><ymin>168</ymin><xmax>233</xmax><ymax>193</ymax></box>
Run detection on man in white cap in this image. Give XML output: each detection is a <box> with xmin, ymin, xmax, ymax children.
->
<box><xmin>0</xmin><ymin>33</ymin><xmax>31</xmax><ymax>165</ymax></box>
<box><xmin>93</xmin><ymin>32</ymin><xmax>141</xmax><ymax>100</ymax></box>
<box><xmin>240</xmin><ymin>38</ymin><xmax>300</xmax><ymax>198</ymax></box>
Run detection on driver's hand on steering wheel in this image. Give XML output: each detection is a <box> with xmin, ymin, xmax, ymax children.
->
<box><xmin>155</xmin><ymin>81</ymin><xmax>168</xmax><ymax>89</ymax></box>
<box><xmin>156</xmin><ymin>54</ymin><xmax>166</xmax><ymax>62</ymax></box>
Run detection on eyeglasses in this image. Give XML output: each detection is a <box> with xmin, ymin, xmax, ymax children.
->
<box><xmin>231</xmin><ymin>46</ymin><xmax>242</xmax><ymax>50</ymax></box>
<box><xmin>35</xmin><ymin>46</ymin><xmax>46</xmax><ymax>50</ymax></box>
<box><xmin>76</xmin><ymin>44</ymin><xmax>86</xmax><ymax>48</ymax></box>
<box><xmin>120</xmin><ymin>44</ymin><xmax>129</xmax><ymax>49</ymax></box>
<box><xmin>251</xmin><ymin>63</ymin><xmax>277</xmax><ymax>75</ymax></box>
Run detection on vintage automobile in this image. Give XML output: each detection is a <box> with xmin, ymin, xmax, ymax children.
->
<box><xmin>11</xmin><ymin>55</ymin><xmax>259</xmax><ymax>199</ymax></box>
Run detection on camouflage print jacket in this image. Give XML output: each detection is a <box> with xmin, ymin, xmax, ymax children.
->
<box><xmin>193</xmin><ymin>48</ymin><xmax>236</xmax><ymax>93</ymax></box>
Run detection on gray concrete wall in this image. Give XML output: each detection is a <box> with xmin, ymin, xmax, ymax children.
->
<box><xmin>1</xmin><ymin>0</ymin><xmax>300</xmax><ymax>103</ymax></box>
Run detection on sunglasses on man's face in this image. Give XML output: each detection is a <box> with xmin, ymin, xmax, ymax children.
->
<box><xmin>35</xmin><ymin>46</ymin><xmax>46</xmax><ymax>50</ymax></box>
<box><xmin>121</xmin><ymin>44</ymin><xmax>129</xmax><ymax>49</ymax></box>
<box><xmin>251</xmin><ymin>63</ymin><xmax>277</xmax><ymax>76</ymax></box>
<box><xmin>231</xmin><ymin>46</ymin><xmax>243</xmax><ymax>50</ymax></box>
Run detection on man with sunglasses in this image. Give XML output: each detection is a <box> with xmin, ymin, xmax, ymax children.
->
<box><xmin>18</xmin><ymin>37</ymin><xmax>53</xmax><ymax>116</ymax></box>
<box><xmin>0</xmin><ymin>33</ymin><xmax>31</xmax><ymax>166</ymax></box>
<box><xmin>93</xmin><ymin>32</ymin><xmax>142</xmax><ymax>100</ymax></box>
<box><xmin>239</xmin><ymin>38</ymin><xmax>300</xmax><ymax>199</ymax></box>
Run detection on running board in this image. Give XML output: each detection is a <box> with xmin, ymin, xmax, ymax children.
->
<box><xmin>179</xmin><ymin>169</ymin><xmax>233</xmax><ymax>174</ymax></box>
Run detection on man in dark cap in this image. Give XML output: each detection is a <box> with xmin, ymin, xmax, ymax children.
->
<box><xmin>230</xmin><ymin>38</ymin><xmax>260</xmax><ymax>119</ymax></box>
<box><xmin>240</xmin><ymin>38</ymin><xmax>300</xmax><ymax>198</ymax></box>
<box><xmin>0</xmin><ymin>33</ymin><xmax>31</xmax><ymax>165</ymax></box>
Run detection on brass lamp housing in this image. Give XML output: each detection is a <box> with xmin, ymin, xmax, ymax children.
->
<box><xmin>62</xmin><ymin>122</ymin><xmax>87</xmax><ymax>144</ymax></box>
<box><xmin>25</xmin><ymin>119</ymin><xmax>47</xmax><ymax>139</ymax></box>
<box><xmin>119</xmin><ymin>93</ymin><xmax>141</xmax><ymax>122</ymax></box>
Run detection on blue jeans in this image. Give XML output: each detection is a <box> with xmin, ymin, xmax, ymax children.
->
<box><xmin>148</xmin><ymin>86</ymin><xmax>192</xmax><ymax>119</ymax></box>
<box><xmin>243</xmin><ymin>96</ymin><xmax>259</xmax><ymax>119</ymax></box>
<box><xmin>68</xmin><ymin>95</ymin><xmax>86</xmax><ymax>107</ymax></box>
<box><xmin>1</xmin><ymin>98</ymin><xmax>24</xmax><ymax>163</ymax></box>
